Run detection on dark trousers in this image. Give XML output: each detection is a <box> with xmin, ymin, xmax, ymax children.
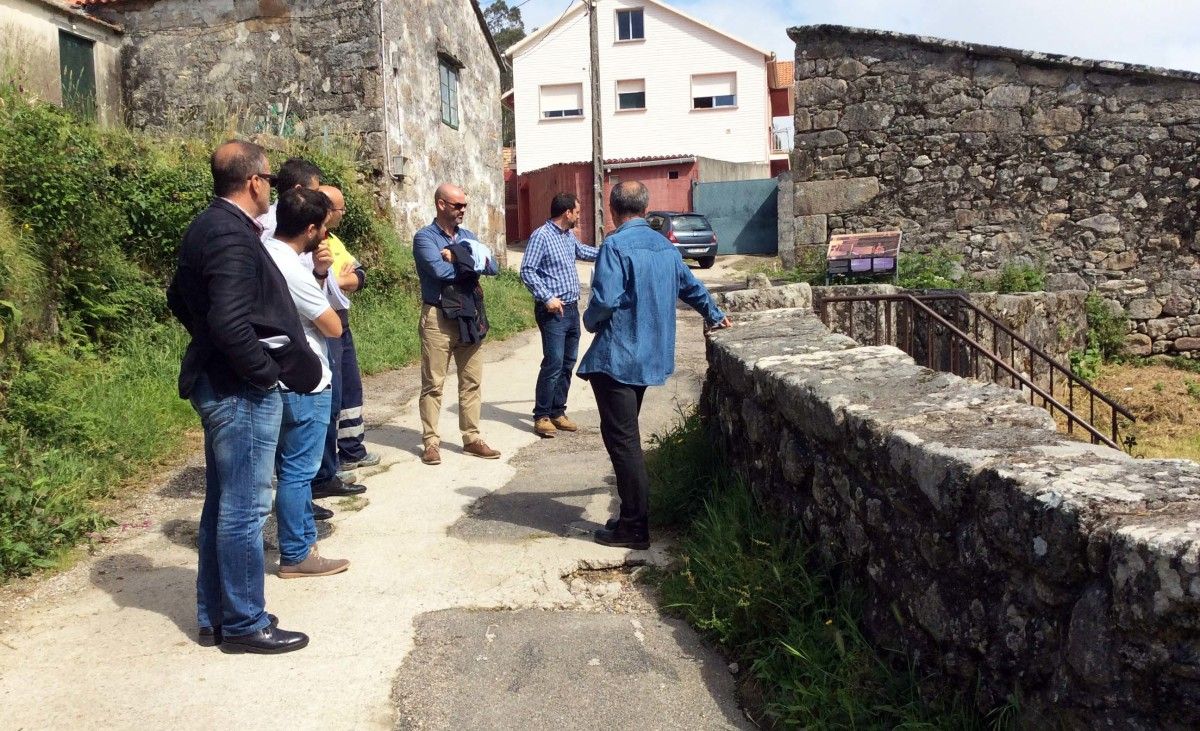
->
<box><xmin>312</xmin><ymin>311</ymin><xmax>345</xmax><ymax>486</ymax></box>
<box><xmin>533</xmin><ymin>301</ymin><xmax>580</xmax><ymax>419</ymax></box>
<box><xmin>336</xmin><ymin>318</ymin><xmax>367</xmax><ymax>462</ymax></box>
<box><xmin>590</xmin><ymin>373</ymin><xmax>649</xmax><ymax>533</ymax></box>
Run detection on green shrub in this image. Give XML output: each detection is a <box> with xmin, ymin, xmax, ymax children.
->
<box><xmin>1069</xmin><ymin>334</ymin><xmax>1103</xmax><ymax>382</ymax></box>
<box><xmin>898</xmin><ymin>247</ymin><xmax>964</xmax><ymax>290</ymax></box>
<box><xmin>1084</xmin><ymin>291</ymin><xmax>1128</xmax><ymax>362</ymax></box>
<box><xmin>984</xmin><ymin>262</ymin><xmax>1046</xmax><ymax>293</ymax></box>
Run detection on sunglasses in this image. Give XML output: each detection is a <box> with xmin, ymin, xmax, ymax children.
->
<box><xmin>250</xmin><ymin>172</ymin><xmax>278</xmax><ymax>186</ymax></box>
<box><xmin>442</xmin><ymin>200</ymin><xmax>468</xmax><ymax>211</ymax></box>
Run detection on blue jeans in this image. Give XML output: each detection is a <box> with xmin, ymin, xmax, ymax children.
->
<box><xmin>276</xmin><ymin>388</ymin><xmax>331</xmax><ymax>565</ymax></box>
<box><xmin>533</xmin><ymin>301</ymin><xmax>580</xmax><ymax>419</ymax></box>
<box><xmin>190</xmin><ymin>373</ymin><xmax>281</xmax><ymax>636</ymax></box>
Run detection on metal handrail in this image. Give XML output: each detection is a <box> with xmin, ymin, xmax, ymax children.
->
<box><xmin>914</xmin><ymin>293</ymin><xmax>1135</xmax><ymax>423</ymax></box>
<box><xmin>817</xmin><ymin>293</ymin><xmax>1133</xmax><ymax>450</ymax></box>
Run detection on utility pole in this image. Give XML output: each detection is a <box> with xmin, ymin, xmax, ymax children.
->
<box><xmin>588</xmin><ymin>0</ymin><xmax>604</xmax><ymax>245</ymax></box>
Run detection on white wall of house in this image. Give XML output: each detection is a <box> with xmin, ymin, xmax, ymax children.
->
<box><xmin>510</xmin><ymin>0</ymin><xmax>770</xmax><ymax>175</ymax></box>
<box><xmin>0</xmin><ymin>0</ymin><xmax>122</xmax><ymax>125</ymax></box>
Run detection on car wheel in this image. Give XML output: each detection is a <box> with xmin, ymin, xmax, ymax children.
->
<box><xmin>697</xmin><ymin>256</ymin><xmax>715</xmax><ymax>269</ymax></box>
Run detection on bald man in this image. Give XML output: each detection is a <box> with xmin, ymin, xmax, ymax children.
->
<box><xmin>313</xmin><ymin>185</ymin><xmax>378</xmax><ymax>478</ymax></box>
<box><xmin>412</xmin><ymin>183</ymin><xmax>501</xmax><ymax>465</ymax></box>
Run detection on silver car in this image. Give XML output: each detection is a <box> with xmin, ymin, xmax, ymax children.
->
<box><xmin>646</xmin><ymin>211</ymin><xmax>718</xmax><ymax>269</ymax></box>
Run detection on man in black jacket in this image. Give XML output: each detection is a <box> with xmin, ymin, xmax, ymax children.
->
<box><xmin>166</xmin><ymin>140</ymin><xmax>311</xmax><ymax>655</ymax></box>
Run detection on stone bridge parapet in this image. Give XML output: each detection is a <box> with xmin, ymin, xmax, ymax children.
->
<box><xmin>703</xmin><ymin>306</ymin><xmax>1200</xmax><ymax>728</ymax></box>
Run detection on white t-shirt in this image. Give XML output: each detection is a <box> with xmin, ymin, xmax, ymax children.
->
<box><xmin>257</xmin><ymin>204</ymin><xmax>277</xmax><ymax>242</ymax></box>
<box><xmin>263</xmin><ymin>237</ymin><xmax>333</xmax><ymax>392</ymax></box>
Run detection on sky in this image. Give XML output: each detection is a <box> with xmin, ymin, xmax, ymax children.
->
<box><xmin>510</xmin><ymin>0</ymin><xmax>1200</xmax><ymax>73</ymax></box>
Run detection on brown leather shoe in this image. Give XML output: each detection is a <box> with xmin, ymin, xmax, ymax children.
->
<box><xmin>534</xmin><ymin>417</ymin><xmax>557</xmax><ymax>438</ymax></box>
<box><xmin>421</xmin><ymin>444</ymin><xmax>441</xmax><ymax>465</ymax></box>
<box><xmin>550</xmin><ymin>415</ymin><xmax>578</xmax><ymax>432</ymax></box>
<box><xmin>279</xmin><ymin>546</ymin><xmax>350</xmax><ymax>579</ymax></box>
<box><xmin>463</xmin><ymin>440</ymin><xmax>501</xmax><ymax>459</ymax></box>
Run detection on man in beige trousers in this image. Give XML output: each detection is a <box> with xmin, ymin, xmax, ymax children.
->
<box><xmin>412</xmin><ymin>183</ymin><xmax>502</xmax><ymax>466</ymax></box>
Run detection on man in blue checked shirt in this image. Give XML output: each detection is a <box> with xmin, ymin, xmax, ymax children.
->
<box><xmin>578</xmin><ymin>181</ymin><xmax>730</xmax><ymax>551</ymax></box>
<box><xmin>519</xmin><ymin>192</ymin><xmax>600</xmax><ymax>438</ymax></box>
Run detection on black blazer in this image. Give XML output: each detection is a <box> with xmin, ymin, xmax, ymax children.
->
<box><xmin>167</xmin><ymin>198</ymin><xmax>316</xmax><ymax>399</ymax></box>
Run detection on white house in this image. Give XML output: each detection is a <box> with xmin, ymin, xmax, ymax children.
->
<box><xmin>507</xmin><ymin>0</ymin><xmax>774</xmax><ymax>175</ymax></box>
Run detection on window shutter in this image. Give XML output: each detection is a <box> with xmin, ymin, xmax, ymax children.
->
<box><xmin>691</xmin><ymin>73</ymin><xmax>735</xmax><ymax>98</ymax></box>
<box><xmin>540</xmin><ymin>83</ymin><xmax>583</xmax><ymax>114</ymax></box>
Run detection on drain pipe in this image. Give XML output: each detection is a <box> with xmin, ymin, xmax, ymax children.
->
<box><xmin>378</xmin><ymin>0</ymin><xmax>392</xmax><ymax>178</ymax></box>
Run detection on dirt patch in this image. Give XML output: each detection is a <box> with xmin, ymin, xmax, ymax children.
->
<box><xmin>563</xmin><ymin>565</ymin><xmax>659</xmax><ymax>613</ymax></box>
<box><xmin>1094</xmin><ymin>363</ymin><xmax>1200</xmax><ymax>460</ymax></box>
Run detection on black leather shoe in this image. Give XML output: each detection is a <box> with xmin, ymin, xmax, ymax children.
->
<box><xmin>199</xmin><ymin>613</ymin><xmax>277</xmax><ymax>646</ymax></box>
<box><xmin>594</xmin><ymin>527</ymin><xmax>650</xmax><ymax>551</ymax></box>
<box><xmin>604</xmin><ymin>517</ymin><xmax>619</xmax><ymax>531</ymax></box>
<box><xmin>219</xmin><ymin>625</ymin><xmax>309</xmax><ymax>654</ymax></box>
<box><xmin>310</xmin><ymin>477</ymin><xmax>366</xmax><ymax>499</ymax></box>
<box><xmin>311</xmin><ymin>502</ymin><xmax>334</xmax><ymax>521</ymax></box>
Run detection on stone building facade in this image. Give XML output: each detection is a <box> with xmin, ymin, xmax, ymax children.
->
<box><xmin>81</xmin><ymin>0</ymin><xmax>506</xmax><ymax>255</ymax></box>
<box><xmin>781</xmin><ymin>25</ymin><xmax>1200</xmax><ymax>356</ymax></box>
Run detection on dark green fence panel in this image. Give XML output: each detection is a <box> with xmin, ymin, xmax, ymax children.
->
<box><xmin>693</xmin><ymin>178</ymin><xmax>778</xmax><ymax>255</ymax></box>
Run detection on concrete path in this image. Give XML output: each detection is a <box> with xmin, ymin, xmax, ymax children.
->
<box><xmin>0</xmin><ymin>260</ymin><xmax>749</xmax><ymax>730</ymax></box>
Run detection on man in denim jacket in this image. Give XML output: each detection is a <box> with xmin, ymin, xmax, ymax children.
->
<box><xmin>578</xmin><ymin>181</ymin><xmax>730</xmax><ymax>549</ymax></box>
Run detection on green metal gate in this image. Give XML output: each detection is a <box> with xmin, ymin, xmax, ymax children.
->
<box><xmin>693</xmin><ymin>178</ymin><xmax>778</xmax><ymax>255</ymax></box>
<box><xmin>58</xmin><ymin>31</ymin><xmax>96</xmax><ymax>120</ymax></box>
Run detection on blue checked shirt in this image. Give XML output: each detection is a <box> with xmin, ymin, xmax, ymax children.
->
<box><xmin>519</xmin><ymin>220</ymin><xmax>600</xmax><ymax>304</ymax></box>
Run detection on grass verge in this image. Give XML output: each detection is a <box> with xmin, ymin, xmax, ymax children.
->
<box><xmin>646</xmin><ymin>412</ymin><xmax>1004</xmax><ymax>729</ymax></box>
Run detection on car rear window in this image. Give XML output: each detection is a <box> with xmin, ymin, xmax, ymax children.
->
<box><xmin>671</xmin><ymin>215</ymin><xmax>709</xmax><ymax>232</ymax></box>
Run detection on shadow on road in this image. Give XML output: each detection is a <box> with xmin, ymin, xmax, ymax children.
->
<box><xmin>90</xmin><ymin>554</ymin><xmax>197</xmax><ymax>643</ymax></box>
<box><xmin>450</xmin><ymin>484</ymin><xmax>611</xmax><ymax>543</ymax></box>
<box><xmin>158</xmin><ymin>464</ymin><xmax>206</xmax><ymax>500</ymax></box>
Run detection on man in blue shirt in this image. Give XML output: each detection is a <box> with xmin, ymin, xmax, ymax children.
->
<box><xmin>578</xmin><ymin>181</ymin><xmax>730</xmax><ymax>550</ymax></box>
<box><xmin>413</xmin><ymin>183</ymin><xmax>501</xmax><ymax>466</ymax></box>
<box><xmin>520</xmin><ymin>192</ymin><xmax>599</xmax><ymax>438</ymax></box>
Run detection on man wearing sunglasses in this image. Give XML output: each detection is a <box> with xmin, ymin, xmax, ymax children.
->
<box><xmin>413</xmin><ymin>183</ymin><xmax>501</xmax><ymax>466</ymax></box>
<box><xmin>167</xmin><ymin>141</ymin><xmax>311</xmax><ymax>654</ymax></box>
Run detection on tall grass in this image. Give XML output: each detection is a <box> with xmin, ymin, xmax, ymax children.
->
<box><xmin>647</xmin><ymin>413</ymin><xmax>1006</xmax><ymax>729</ymax></box>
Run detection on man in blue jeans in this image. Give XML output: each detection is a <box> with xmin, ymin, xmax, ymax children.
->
<box><xmin>263</xmin><ymin>188</ymin><xmax>351</xmax><ymax>579</ymax></box>
<box><xmin>578</xmin><ymin>181</ymin><xmax>730</xmax><ymax>550</ymax></box>
<box><xmin>519</xmin><ymin>192</ymin><xmax>599</xmax><ymax>438</ymax></box>
<box><xmin>166</xmin><ymin>141</ymin><xmax>310</xmax><ymax>654</ymax></box>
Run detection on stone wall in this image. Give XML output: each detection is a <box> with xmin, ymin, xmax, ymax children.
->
<box><xmin>783</xmin><ymin>25</ymin><xmax>1200</xmax><ymax>356</ymax></box>
<box><xmin>95</xmin><ymin>0</ymin><xmax>506</xmax><ymax>258</ymax></box>
<box><xmin>703</xmin><ymin>306</ymin><xmax>1200</xmax><ymax>728</ymax></box>
<box><xmin>382</xmin><ymin>0</ymin><xmax>505</xmax><ymax>254</ymax></box>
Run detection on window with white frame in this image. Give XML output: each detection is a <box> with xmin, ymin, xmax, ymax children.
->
<box><xmin>616</xmin><ymin>8</ymin><xmax>644</xmax><ymax>41</ymax></box>
<box><xmin>540</xmin><ymin>83</ymin><xmax>584</xmax><ymax>119</ymax></box>
<box><xmin>438</xmin><ymin>56</ymin><xmax>460</xmax><ymax>128</ymax></box>
<box><xmin>691</xmin><ymin>72</ymin><xmax>736</xmax><ymax>109</ymax></box>
<box><xmin>616</xmin><ymin>79</ymin><xmax>645</xmax><ymax>111</ymax></box>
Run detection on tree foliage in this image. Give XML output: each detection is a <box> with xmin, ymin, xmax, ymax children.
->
<box><xmin>484</xmin><ymin>1</ymin><xmax>527</xmax><ymax>147</ymax></box>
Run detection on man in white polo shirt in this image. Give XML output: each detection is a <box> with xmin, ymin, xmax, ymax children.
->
<box><xmin>262</xmin><ymin>188</ymin><xmax>351</xmax><ymax>579</ymax></box>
